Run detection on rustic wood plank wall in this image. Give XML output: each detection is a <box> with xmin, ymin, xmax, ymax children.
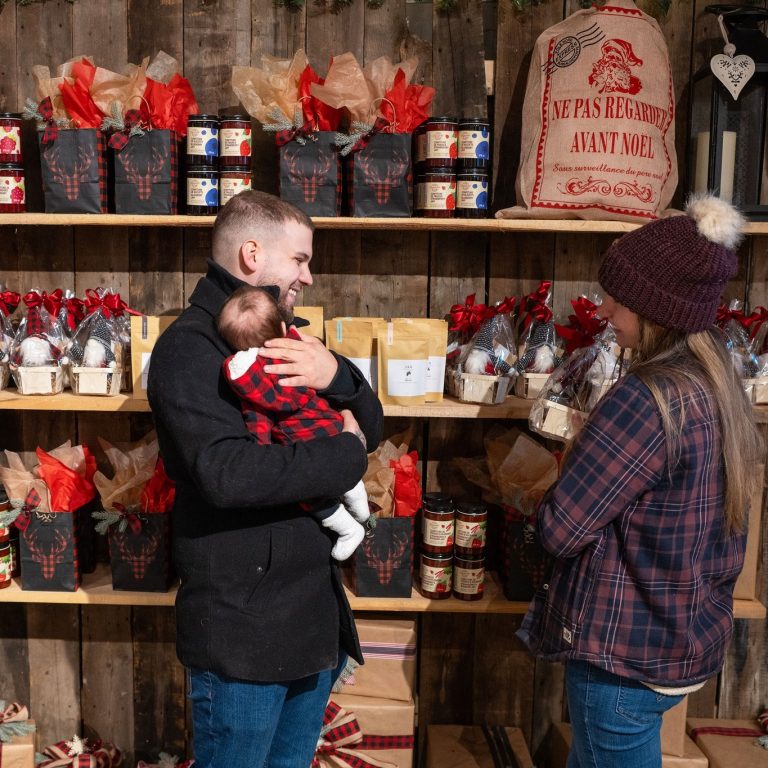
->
<box><xmin>0</xmin><ymin>1</ymin><xmax>765</xmax><ymax>765</ymax></box>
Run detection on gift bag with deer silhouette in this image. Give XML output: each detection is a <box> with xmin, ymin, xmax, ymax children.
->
<box><xmin>353</xmin><ymin>516</ymin><xmax>414</xmax><ymax>597</ymax></box>
<box><xmin>18</xmin><ymin>510</ymin><xmax>80</xmax><ymax>591</ymax></box>
<box><xmin>39</xmin><ymin>129</ymin><xmax>108</xmax><ymax>213</ymax></box>
<box><xmin>345</xmin><ymin>132</ymin><xmax>413</xmax><ymax>217</ymax></box>
<box><xmin>113</xmin><ymin>130</ymin><xmax>179</xmax><ymax>215</ymax></box>
<box><xmin>108</xmin><ymin>513</ymin><xmax>172</xmax><ymax>591</ymax></box>
<box><xmin>278</xmin><ymin>133</ymin><xmax>342</xmax><ymax>216</ymax></box>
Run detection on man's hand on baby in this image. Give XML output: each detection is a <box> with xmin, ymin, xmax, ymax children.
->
<box><xmin>263</xmin><ymin>330</ymin><xmax>338</xmax><ymax>390</ymax></box>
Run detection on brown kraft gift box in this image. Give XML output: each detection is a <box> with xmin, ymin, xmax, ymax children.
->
<box><xmin>661</xmin><ymin>696</ymin><xmax>689</xmax><ymax>757</ymax></box>
<box><xmin>0</xmin><ymin>721</ymin><xmax>36</xmax><ymax>768</ymax></box>
<box><xmin>426</xmin><ymin>725</ymin><xmax>535</xmax><ymax>768</ymax></box>
<box><xmin>687</xmin><ymin>718</ymin><xmax>768</xmax><ymax>768</ymax></box>
<box><xmin>335</xmin><ymin>617</ymin><xmax>416</xmax><ymax>702</ymax></box>
<box><xmin>314</xmin><ymin>693</ymin><xmax>414</xmax><ymax>768</ymax></box>
<box><xmin>549</xmin><ymin>722</ymin><xmax>708</xmax><ymax>768</ymax></box>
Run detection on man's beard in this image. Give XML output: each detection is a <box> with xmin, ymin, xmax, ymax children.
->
<box><xmin>277</xmin><ymin>295</ymin><xmax>294</xmax><ymax>325</ymax></box>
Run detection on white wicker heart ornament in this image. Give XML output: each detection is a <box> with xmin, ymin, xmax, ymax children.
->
<box><xmin>711</xmin><ymin>53</ymin><xmax>755</xmax><ymax>100</ymax></box>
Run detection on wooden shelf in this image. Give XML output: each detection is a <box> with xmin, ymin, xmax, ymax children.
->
<box><xmin>1</xmin><ymin>564</ymin><xmax>762</xmax><ymax>618</ymax></box>
<box><xmin>0</xmin><ymin>212</ymin><xmax>747</xmax><ymax>233</ymax></box>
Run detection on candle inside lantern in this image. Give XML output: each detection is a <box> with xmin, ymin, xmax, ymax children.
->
<box><xmin>719</xmin><ymin>131</ymin><xmax>737</xmax><ymax>203</ymax></box>
<box><xmin>694</xmin><ymin>131</ymin><xmax>710</xmax><ymax>194</ymax></box>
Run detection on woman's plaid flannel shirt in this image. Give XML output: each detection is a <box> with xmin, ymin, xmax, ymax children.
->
<box><xmin>517</xmin><ymin>374</ymin><xmax>747</xmax><ymax>687</ymax></box>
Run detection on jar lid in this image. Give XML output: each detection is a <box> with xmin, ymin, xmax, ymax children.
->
<box><xmin>423</xmin><ymin>492</ymin><xmax>453</xmax><ymax>512</ymax></box>
<box><xmin>456</xmin><ymin>501</ymin><xmax>486</xmax><ymax>516</ymax></box>
<box><xmin>0</xmin><ymin>113</ymin><xmax>22</xmax><ymax>120</ymax></box>
<box><xmin>455</xmin><ymin>553</ymin><xmax>485</xmax><ymax>563</ymax></box>
<box><xmin>459</xmin><ymin>117</ymin><xmax>489</xmax><ymax>125</ymax></box>
<box><xmin>187</xmin><ymin>166</ymin><xmax>219</xmax><ymax>174</ymax></box>
<box><xmin>457</xmin><ymin>171</ymin><xmax>488</xmax><ymax>178</ymax></box>
<box><xmin>219</xmin><ymin>113</ymin><xmax>251</xmax><ymax>121</ymax></box>
<box><xmin>221</xmin><ymin>166</ymin><xmax>252</xmax><ymax>174</ymax></box>
<box><xmin>427</xmin><ymin>116</ymin><xmax>458</xmax><ymax>123</ymax></box>
<box><xmin>188</xmin><ymin>114</ymin><xmax>220</xmax><ymax>122</ymax></box>
<box><xmin>0</xmin><ymin>163</ymin><xmax>23</xmax><ymax>170</ymax></box>
<box><xmin>422</xmin><ymin>551</ymin><xmax>453</xmax><ymax>562</ymax></box>
<box><xmin>423</xmin><ymin>167</ymin><xmax>455</xmax><ymax>176</ymax></box>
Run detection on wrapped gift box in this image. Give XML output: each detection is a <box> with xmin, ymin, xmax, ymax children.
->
<box><xmin>335</xmin><ymin>618</ymin><xmax>416</xmax><ymax>702</ymax></box>
<box><xmin>514</xmin><ymin>372</ymin><xmax>549</xmax><ymax>399</ymax></box>
<box><xmin>661</xmin><ymin>696</ymin><xmax>688</xmax><ymax>757</ymax></box>
<box><xmin>549</xmin><ymin>722</ymin><xmax>708</xmax><ymax>768</ymax></box>
<box><xmin>733</xmin><ymin>463</ymin><xmax>764</xmax><ymax>601</ymax></box>
<box><xmin>448</xmin><ymin>371</ymin><xmax>510</xmax><ymax>404</ymax></box>
<box><xmin>0</xmin><ymin>717</ymin><xmax>36</xmax><ymax>768</ymax></box>
<box><xmin>687</xmin><ymin>718</ymin><xmax>767</xmax><ymax>768</ymax></box>
<box><xmin>315</xmin><ymin>694</ymin><xmax>414</xmax><ymax>768</ymax></box>
<box><xmin>12</xmin><ymin>366</ymin><xmax>63</xmax><ymax>395</ymax></box>
<box><xmin>70</xmin><ymin>367</ymin><xmax>123</xmax><ymax>396</ymax></box>
<box><xmin>426</xmin><ymin>724</ymin><xmax>535</xmax><ymax>768</ymax></box>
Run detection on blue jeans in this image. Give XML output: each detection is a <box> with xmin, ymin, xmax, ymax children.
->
<box><xmin>565</xmin><ymin>661</ymin><xmax>685</xmax><ymax>768</ymax></box>
<box><xmin>188</xmin><ymin>655</ymin><xmax>347</xmax><ymax>768</ymax></box>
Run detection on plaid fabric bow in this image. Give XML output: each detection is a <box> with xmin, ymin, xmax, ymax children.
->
<box><xmin>555</xmin><ymin>297</ymin><xmax>608</xmax><ymax>355</ymax></box>
<box><xmin>311</xmin><ymin>700</ymin><xmax>414</xmax><ymax>768</ymax></box>
<box><xmin>37</xmin><ymin>97</ymin><xmax>60</xmax><ymax>146</ymax></box>
<box><xmin>0</xmin><ymin>290</ymin><xmax>20</xmax><ymax>317</ymax></box>
<box><xmin>263</xmin><ymin>106</ymin><xmax>318</xmax><ymax>147</ymax></box>
<box><xmin>335</xmin><ymin>117</ymin><xmax>391</xmax><ymax>157</ymax></box>
<box><xmin>8</xmin><ymin>488</ymin><xmax>42</xmax><ymax>532</ymax></box>
<box><xmin>108</xmin><ymin>109</ymin><xmax>147</xmax><ymax>150</ymax></box>
<box><xmin>0</xmin><ymin>701</ymin><xmax>35</xmax><ymax>743</ymax></box>
<box><xmin>37</xmin><ymin>738</ymin><xmax>121</xmax><ymax>768</ymax></box>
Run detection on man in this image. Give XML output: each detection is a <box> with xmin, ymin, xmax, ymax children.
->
<box><xmin>148</xmin><ymin>191</ymin><xmax>383</xmax><ymax>768</ymax></box>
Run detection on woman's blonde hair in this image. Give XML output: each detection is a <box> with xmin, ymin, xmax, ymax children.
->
<box><xmin>630</xmin><ymin>318</ymin><xmax>764</xmax><ymax>533</ymax></box>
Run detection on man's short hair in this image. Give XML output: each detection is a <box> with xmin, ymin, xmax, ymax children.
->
<box><xmin>212</xmin><ymin>190</ymin><xmax>314</xmax><ymax>264</ymax></box>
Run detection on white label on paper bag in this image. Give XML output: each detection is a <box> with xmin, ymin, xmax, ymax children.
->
<box><xmin>386</xmin><ymin>359</ymin><xmax>427</xmax><ymax>397</ymax></box>
<box><xmin>348</xmin><ymin>356</ymin><xmax>378</xmax><ymax>392</ymax></box>
<box><xmin>140</xmin><ymin>351</ymin><xmax>152</xmax><ymax>390</ymax></box>
<box><xmin>426</xmin><ymin>354</ymin><xmax>446</xmax><ymax>394</ymax></box>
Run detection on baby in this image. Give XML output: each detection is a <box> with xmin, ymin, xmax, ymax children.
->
<box><xmin>217</xmin><ymin>285</ymin><xmax>369</xmax><ymax>560</ymax></box>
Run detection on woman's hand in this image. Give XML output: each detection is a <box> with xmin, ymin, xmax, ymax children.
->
<box><xmin>263</xmin><ymin>330</ymin><xmax>339</xmax><ymax>389</ymax></box>
<box><xmin>340</xmin><ymin>409</ymin><xmax>366</xmax><ymax>448</ymax></box>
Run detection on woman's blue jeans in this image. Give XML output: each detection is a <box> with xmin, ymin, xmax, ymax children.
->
<box><xmin>188</xmin><ymin>655</ymin><xmax>346</xmax><ymax>768</ymax></box>
<box><xmin>565</xmin><ymin>660</ymin><xmax>685</xmax><ymax>768</ymax></box>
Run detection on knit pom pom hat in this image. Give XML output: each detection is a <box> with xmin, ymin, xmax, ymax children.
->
<box><xmin>598</xmin><ymin>195</ymin><xmax>744</xmax><ymax>332</ymax></box>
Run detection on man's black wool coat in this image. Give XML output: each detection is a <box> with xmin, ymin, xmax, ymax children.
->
<box><xmin>148</xmin><ymin>260</ymin><xmax>384</xmax><ymax>681</ymax></box>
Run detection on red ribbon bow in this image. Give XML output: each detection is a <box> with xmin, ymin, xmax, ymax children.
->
<box><xmin>38</xmin><ymin>97</ymin><xmax>60</xmax><ymax>146</ymax></box>
<box><xmin>108</xmin><ymin>109</ymin><xmax>149</xmax><ymax>150</ymax></box>
<box><xmin>745</xmin><ymin>306</ymin><xmax>768</xmax><ymax>341</ymax></box>
<box><xmin>311</xmin><ymin>700</ymin><xmax>414</xmax><ymax>768</ymax></box>
<box><xmin>37</xmin><ymin>738</ymin><xmax>121</xmax><ymax>768</ymax></box>
<box><xmin>0</xmin><ymin>290</ymin><xmax>20</xmax><ymax>317</ymax></box>
<box><xmin>449</xmin><ymin>293</ymin><xmax>494</xmax><ymax>338</ymax></box>
<box><xmin>518</xmin><ymin>281</ymin><xmax>553</xmax><ymax>333</ymax></box>
<box><xmin>83</xmin><ymin>289</ymin><xmax>139</xmax><ymax>319</ymax></box>
<box><xmin>23</xmin><ymin>289</ymin><xmax>63</xmax><ymax>319</ymax></box>
<box><xmin>11</xmin><ymin>488</ymin><xmax>42</xmax><ymax>532</ymax></box>
<box><xmin>555</xmin><ymin>297</ymin><xmax>608</xmax><ymax>355</ymax></box>
<box><xmin>63</xmin><ymin>296</ymin><xmax>86</xmax><ymax>332</ymax></box>
<box><xmin>715</xmin><ymin>303</ymin><xmax>750</xmax><ymax>330</ymax></box>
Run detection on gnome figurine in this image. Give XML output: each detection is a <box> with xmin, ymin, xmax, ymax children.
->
<box><xmin>464</xmin><ymin>315</ymin><xmax>514</xmax><ymax>375</ymax></box>
<box><xmin>15</xmin><ymin>304</ymin><xmax>60</xmax><ymax>366</ymax></box>
<box><xmin>66</xmin><ymin>313</ymin><xmax>116</xmax><ymax>368</ymax></box>
<box><xmin>514</xmin><ymin>319</ymin><xmax>559</xmax><ymax>375</ymax></box>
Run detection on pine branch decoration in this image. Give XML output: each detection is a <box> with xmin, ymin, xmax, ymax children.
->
<box><xmin>92</xmin><ymin>509</ymin><xmax>125</xmax><ymax>535</ymax></box>
<box><xmin>0</xmin><ymin>508</ymin><xmax>18</xmax><ymax>528</ymax></box>
<box><xmin>100</xmin><ymin>102</ymin><xmax>125</xmax><ymax>132</ymax></box>
<box><xmin>0</xmin><ymin>721</ymin><xmax>35</xmax><ymax>744</ymax></box>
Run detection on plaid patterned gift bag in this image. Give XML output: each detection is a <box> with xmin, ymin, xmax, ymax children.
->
<box><xmin>107</xmin><ymin>513</ymin><xmax>173</xmax><ymax>592</ymax></box>
<box><xmin>112</xmin><ymin>129</ymin><xmax>180</xmax><ymax>215</ymax></box>
<box><xmin>352</xmin><ymin>516</ymin><xmax>414</xmax><ymax>598</ymax></box>
<box><xmin>500</xmin><ymin>506</ymin><xmax>552</xmax><ymax>601</ymax></box>
<box><xmin>39</xmin><ymin>128</ymin><xmax>108</xmax><ymax>213</ymax></box>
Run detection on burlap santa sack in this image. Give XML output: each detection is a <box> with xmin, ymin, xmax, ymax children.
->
<box><xmin>498</xmin><ymin>0</ymin><xmax>676</xmax><ymax>222</ymax></box>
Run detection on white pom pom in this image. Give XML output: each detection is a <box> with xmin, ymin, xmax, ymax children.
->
<box><xmin>83</xmin><ymin>338</ymin><xmax>107</xmax><ymax>367</ymax></box>
<box><xmin>464</xmin><ymin>348</ymin><xmax>490</xmax><ymax>374</ymax></box>
<box><xmin>686</xmin><ymin>193</ymin><xmax>745</xmax><ymax>250</ymax></box>
<box><xmin>531</xmin><ymin>345</ymin><xmax>555</xmax><ymax>373</ymax></box>
<box><xmin>20</xmin><ymin>336</ymin><xmax>51</xmax><ymax>366</ymax></box>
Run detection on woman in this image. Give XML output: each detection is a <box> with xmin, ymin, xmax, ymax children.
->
<box><xmin>517</xmin><ymin>194</ymin><xmax>764</xmax><ymax>768</ymax></box>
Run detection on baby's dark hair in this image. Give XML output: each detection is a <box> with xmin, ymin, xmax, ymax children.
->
<box><xmin>217</xmin><ymin>286</ymin><xmax>285</xmax><ymax>350</ymax></box>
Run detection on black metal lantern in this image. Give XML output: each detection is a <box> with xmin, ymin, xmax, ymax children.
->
<box><xmin>688</xmin><ymin>6</ymin><xmax>768</xmax><ymax>220</ymax></box>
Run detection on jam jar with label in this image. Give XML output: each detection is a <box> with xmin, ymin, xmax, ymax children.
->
<box><xmin>220</xmin><ymin>167</ymin><xmax>253</xmax><ymax>206</ymax></box>
<box><xmin>424</xmin><ymin>117</ymin><xmax>458</xmax><ymax>169</ymax></box>
<box><xmin>421</xmin><ymin>493</ymin><xmax>454</xmax><ymax>554</ymax></box>
<box><xmin>0</xmin><ymin>114</ymin><xmax>23</xmax><ymax>163</ymax></box>
<box><xmin>186</xmin><ymin>115</ymin><xmax>219</xmax><ymax>168</ymax></box>
<box><xmin>0</xmin><ymin>164</ymin><xmax>25</xmax><ymax>212</ymax></box>
<box><xmin>453</xmin><ymin>553</ymin><xmax>485</xmax><ymax>601</ymax></box>
<box><xmin>187</xmin><ymin>167</ymin><xmax>219</xmax><ymax>215</ymax></box>
<box><xmin>456</xmin><ymin>171</ymin><xmax>488</xmax><ymax>219</ymax></box>
<box><xmin>416</xmin><ymin>168</ymin><xmax>456</xmax><ymax>218</ymax></box>
<box><xmin>420</xmin><ymin>551</ymin><xmax>453</xmax><ymax>599</ymax></box>
<box><xmin>458</xmin><ymin>118</ymin><xmax>490</xmax><ymax>171</ymax></box>
<box><xmin>219</xmin><ymin>114</ymin><xmax>252</xmax><ymax>170</ymax></box>
<box><xmin>413</xmin><ymin>120</ymin><xmax>428</xmax><ymax>175</ymax></box>
<box><xmin>454</xmin><ymin>501</ymin><xmax>487</xmax><ymax>556</ymax></box>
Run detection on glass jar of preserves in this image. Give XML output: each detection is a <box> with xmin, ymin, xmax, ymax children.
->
<box><xmin>413</xmin><ymin>120</ymin><xmax>428</xmax><ymax>175</ymax></box>
<box><xmin>416</xmin><ymin>168</ymin><xmax>456</xmax><ymax>219</ymax></box>
<box><xmin>454</xmin><ymin>501</ymin><xmax>487</xmax><ymax>556</ymax></box>
<box><xmin>220</xmin><ymin>167</ymin><xmax>253</xmax><ymax>207</ymax></box>
<box><xmin>0</xmin><ymin>114</ymin><xmax>23</xmax><ymax>164</ymax></box>
<box><xmin>0</xmin><ymin>164</ymin><xmax>25</xmax><ymax>213</ymax></box>
<box><xmin>421</xmin><ymin>493</ymin><xmax>454</xmax><ymax>554</ymax></box>
<box><xmin>219</xmin><ymin>114</ymin><xmax>252</xmax><ymax>170</ymax></box>
<box><xmin>458</xmin><ymin>118</ymin><xmax>490</xmax><ymax>171</ymax></box>
<box><xmin>186</xmin><ymin>114</ymin><xmax>219</xmax><ymax>168</ymax></box>
<box><xmin>187</xmin><ymin>167</ymin><xmax>219</xmax><ymax>215</ymax></box>
<box><xmin>419</xmin><ymin>551</ymin><xmax>453</xmax><ymax>599</ymax></box>
<box><xmin>456</xmin><ymin>171</ymin><xmax>488</xmax><ymax>219</ymax></box>
<box><xmin>453</xmin><ymin>553</ymin><xmax>485</xmax><ymax>601</ymax></box>
<box><xmin>425</xmin><ymin>117</ymin><xmax>458</xmax><ymax>170</ymax></box>
<box><xmin>0</xmin><ymin>541</ymin><xmax>10</xmax><ymax>588</ymax></box>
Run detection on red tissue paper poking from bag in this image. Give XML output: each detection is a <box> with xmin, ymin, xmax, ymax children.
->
<box><xmin>58</xmin><ymin>59</ymin><xmax>106</xmax><ymax>128</ymax></box>
<box><xmin>299</xmin><ymin>65</ymin><xmax>343</xmax><ymax>132</ymax></box>
<box><xmin>390</xmin><ymin>450</ymin><xmax>421</xmax><ymax>518</ymax></box>
<box><xmin>140</xmin><ymin>458</ymin><xmax>175</xmax><ymax>514</ymax></box>
<box><xmin>143</xmin><ymin>73</ymin><xmax>199</xmax><ymax>137</ymax></box>
<box><xmin>380</xmin><ymin>68</ymin><xmax>434</xmax><ymax>134</ymax></box>
<box><xmin>36</xmin><ymin>445</ymin><xmax>97</xmax><ymax>512</ymax></box>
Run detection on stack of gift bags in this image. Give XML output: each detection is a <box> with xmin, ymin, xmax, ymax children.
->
<box><xmin>313</xmin><ymin>618</ymin><xmax>417</xmax><ymax>768</ymax></box>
